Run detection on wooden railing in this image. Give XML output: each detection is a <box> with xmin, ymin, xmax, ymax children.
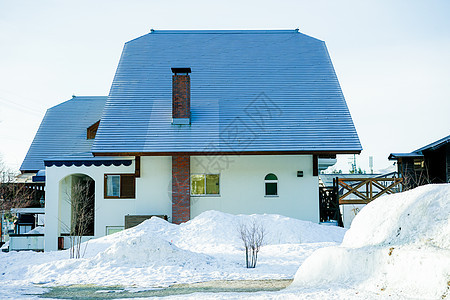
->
<box><xmin>337</xmin><ymin>177</ymin><xmax>403</xmax><ymax>204</ymax></box>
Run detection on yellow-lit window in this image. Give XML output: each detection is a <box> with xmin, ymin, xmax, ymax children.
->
<box><xmin>191</xmin><ymin>174</ymin><xmax>220</xmax><ymax>196</ymax></box>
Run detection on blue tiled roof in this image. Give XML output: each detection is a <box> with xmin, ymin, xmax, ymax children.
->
<box><xmin>91</xmin><ymin>30</ymin><xmax>362</xmax><ymax>154</ymax></box>
<box><xmin>20</xmin><ymin>96</ymin><xmax>107</xmax><ymax>171</ymax></box>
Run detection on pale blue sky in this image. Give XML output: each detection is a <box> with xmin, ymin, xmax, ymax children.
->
<box><xmin>1</xmin><ymin>0</ymin><xmax>449</xmax><ymax>172</ymax></box>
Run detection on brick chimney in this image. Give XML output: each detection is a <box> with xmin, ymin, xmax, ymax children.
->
<box><xmin>171</xmin><ymin>67</ymin><xmax>191</xmax><ymax>125</ymax></box>
<box><xmin>172</xmin><ymin>155</ymin><xmax>190</xmax><ymax>224</ymax></box>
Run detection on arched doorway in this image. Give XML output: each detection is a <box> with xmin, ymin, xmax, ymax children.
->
<box><xmin>59</xmin><ymin>174</ymin><xmax>95</xmax><ymax>237</ymax></box>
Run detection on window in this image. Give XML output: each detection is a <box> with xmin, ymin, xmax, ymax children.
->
<box><xmin>191</xmin><ymin>174</ymin><xmax>220</xmax><ymax>196</ymax></box>
<box><xmin>413</xmin><ymin>158</ymin><xmax>425</xmax><ymax>171</ymax></box>
<box><xmin>18</xmin><ymin>225</ymin><xmax>32</xmax><ymax>234</ymax></box>
<box><xmin>106</xmin><ymin>226</ymin><xmax>124</xmax><ymax>235</ymax></box>
<box><xmin>87</xmin><ymin>120</ymin><xmax>100</xmax><ymax>139</ymax></box>
<box><xmin>104</xmin><ymin>174</ymin><xmax>135</xmax><ymax>199</ymax></box>
<box><xmin>106</xmin><ymin>175</ymin><xmax>120</xmax><ymax>197</ymax></box>
<box><xmin>265</xmin><ymin>173</ymin><xmax>278</xmax><ymax>196</ymax></box>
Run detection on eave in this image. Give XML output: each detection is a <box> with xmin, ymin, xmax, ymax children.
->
<box><xmin>93</xmin><ymin>149</ymin><xmax>362</xmax><ymax>157</ymax></box>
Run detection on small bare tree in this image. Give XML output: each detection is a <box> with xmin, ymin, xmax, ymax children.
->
<box><xmin>0</xmin><ymin>159</ymin><xmax>38</xmax><ymax>244</ymax></box>
<box><xmin>0</xmin><ymin>182</ymin><xmax>36</xmax><ymax>212</ymax></box>
<box><xmin>65</xmin><ymin>179</ymin><xmax>94</xmax><ymax>259</ymax></box>
<box><xmin>0</xmin><ymin>160</ymin><xmax>36</xmax><ymax>211</ymax></box>
<box><xmin>238</xmin><ymin>220</ymin><xmax>266</xmax><ymax>268</ymax></box>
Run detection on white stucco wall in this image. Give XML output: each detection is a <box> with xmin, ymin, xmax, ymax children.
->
<box><xmin>135</xmin><ymin>156</ymin><xmax>173</xmax><ymax>218</ymax></box>
<box><xmin>44</xmin><ymin>155</ymin><xmax>318</xmax><ymax>251</ymax></box>
<box><xmin>45</xmin><ymin>162</ymin><xmax>135</xmax><ymax>251</ymax></box>
<box><xmin>190</xmin><ymin>155</ymin><xmax>318</xmax><ymax>222</ymax></box>
<box><xmin>44</xmin><ymin>157</ymin><xmax>172</xmax><ymax>251</ymax></box>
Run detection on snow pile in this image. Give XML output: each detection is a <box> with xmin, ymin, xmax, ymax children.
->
<box><xmin>25</xmin><ymin>226</ymin><xmax>44</xmax><ymax>235</ymax></box>
<box><xmin>27</xmin><ymin>234</ymin><xmax>219</xmax><ymax>287</ymax></box>
<box><xmin>8</xmin><ymin>210</ymin><xmax>345</xmax><ymax>288</ymax></box>
<box><xmin>291</xmin><ymin>184</ymin><xmax>450</xmax><ymax>299</ymax></box>
<box><xmin>171</xmin><ymin>211</ymin><xmax>345</xmax><ymax>250</ymax></box>
<box><xmin>81</xmin><ymin>210</ymin><xmax>345</xmax><ymax>256</ymax></box>
<box><xmin>91</xmin><ymin>234</ymin><xmax>215</xmax><ymax>268</ymax></box>
<box><xmin>0</xmin><ymin>240</ymin><xmax>9</xmax><ymax>251</ymax></box>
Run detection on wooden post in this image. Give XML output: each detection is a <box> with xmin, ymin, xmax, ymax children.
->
<box><xmin>366</xmin><ymin>181</ymin><xmax>369</xmax><ymax>199</ymax></box>
<box><xmin>313</xmin><ymin>155</ymin><xmax>318</xmax><ymax>176</ymax></box>
<box><xmin>58</xmin><ymin>237</ymin><xmax>64</xmax><ymax>250</ymax></box>
<box><xmin>135</xmin><ymin>156</ymin><xmax>141</xmax><ymax>178</ymax></box>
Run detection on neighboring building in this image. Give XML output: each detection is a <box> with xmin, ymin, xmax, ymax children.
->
<box><xmin>389</xmin><ymin>135</ymin><xmax>450</xmax><ymax>188</ymax></box>
<box><xmin>8</xmin><ymin>208</ymin><xmax>45</xmax><ymax>251</ymax></box>
<box><xmin>21</xmin><ymin>30</ymin><xmax>362</xmax><ymax>251</ymax></box>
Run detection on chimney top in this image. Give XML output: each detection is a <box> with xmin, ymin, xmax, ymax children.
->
<box><xmin>171</xmin><ymin>67</ymin><xmax>191</xmax><ymax>75</ymax></box>
<box><xmin>172</xmin><ymin>67</ymin><xmax>191</xmax><ymax>125</ymax></box>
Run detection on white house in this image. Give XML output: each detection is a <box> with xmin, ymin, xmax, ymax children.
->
<box><xmin>20</xmin><ymin>30</ymin><xmax>362</xmax><ymax>251</ymax></box>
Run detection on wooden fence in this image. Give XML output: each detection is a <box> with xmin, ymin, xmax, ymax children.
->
<box><xmin>337</xmin><ymin>177</ymin><xmax>403</xmax><ymax>205</ymax></box>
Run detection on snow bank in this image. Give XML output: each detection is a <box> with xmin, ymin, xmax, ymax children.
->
<box><xmin>291</xmin><ymin>184</ymin><xmax>450</xmax><ymax>299</ymax></box>
<box><xmin>91</xmin><ymin>234</ymin><xmax>215</xmax><ymax>268</ymax></box>
<box><xmin>25</xmin><ymin>226</ymin><xmax>44</xmax><ymax>235</ymax></box>
<box><xmin>81</xmin><ymin>210</ymin><xmax>345</xmax><ymax>256</ymax></box>
<box><xmin>18</xmin><ymin>210</ymin><xmax>344</xmax><ymax>287</ymax></box>
<box><xmin>172</xmin><ymin>211</ymin><xmax>345</xmax><ymax>249</ymax></box>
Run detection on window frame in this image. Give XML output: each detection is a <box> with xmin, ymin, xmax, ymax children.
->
<box><xmin>190</xmin><ymin>173</ymin><xmax>220</xmax><ymax>196</ymax></box>
<box><xmin>264</xmin><ymin>173</ymin><xmax>279</xmax><ymax>197</ymax></box>
<box><xmin>106</xmin><ymin>226</ymin><xmax>124</xmax><ymax>235</ymax></box>
<box><xmin>104</xmin><ymin>174</ymin><xmax>136</xmax><ymax>199</ymax></box>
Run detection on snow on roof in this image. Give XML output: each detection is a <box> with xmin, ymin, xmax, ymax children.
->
<box><xmin>93</xmin><ymin>30</ymin><xmax>361</xmax><ymax>154</ymax></box>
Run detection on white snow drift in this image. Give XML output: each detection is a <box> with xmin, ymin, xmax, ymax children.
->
<box><xmin>0</xmin><ymin>210</ymin><xmax>345</xmax><ymax>290</ymax></box>
<box><xmin>291</xmin><ymin>184</ymin><xmax>450</xmax><ymax>299</ymax></box>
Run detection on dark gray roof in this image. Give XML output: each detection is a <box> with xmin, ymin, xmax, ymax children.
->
<box><xmin>388</xmin><ymin>153</ymin><xmax>424</xmax><ymax>160</ymax></box>
<box><xmin>388</xmin><ymin>134</ymin><xmax>450</xmax><ymax>160</ymax></box>
<box><xmin>414</xmin><ymin>134</ymin><xmax>450</xmax><ymax>153</ymax></box>
<box><xmin>20</xmin><ymin>96</ymin><xmax>107</xmax><ymax>171</ymax></box>
<box><xmin>92</xmin><ymin>30</ymin><xmax>361</xmax><ymax>154</ymax></box>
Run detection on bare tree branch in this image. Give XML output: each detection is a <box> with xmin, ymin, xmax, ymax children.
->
<box><xmin>0</xmin><ymin>159</ymin><xmax>37</xmax><ymax>212</ymax></box>
<box><xmin>64</xmin><ymin>179</ymin><xmax>94</xmax><ymax>259</ymax></box>
<box><xmin>238</xmin><ymin>219</ymin><xmax>266</xmax><ymax>268</ymax></box>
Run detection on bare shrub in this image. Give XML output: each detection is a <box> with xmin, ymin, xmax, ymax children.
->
<box><xmin>402</xmin><ymin>164</ymin><xmax>431</xmax><ymax>190</ymax></box>
<box><xmin>0</xmin><ymin>159</ymin><xmax>38</xmax><ymax>245</ymax></box>
<box><xmin>64</xmin><ymin>179</ymin><xmax>94</xmax><ymax>259</ymax></box>
<box><xmin>238</xmin><ymin>220</ymin><xmax>266</xmax><ymax>268</ymax></box>
<box><xmin>0</xmin><ymin>160</ymin><xmax>36</xmax><ymax>212</ymax></box>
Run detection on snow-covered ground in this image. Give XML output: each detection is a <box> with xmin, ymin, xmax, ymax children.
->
<box><xmin>0</xmin><ymin>210</ymin><xmax>345</xmax><ymax>299</ymax></box>
<box><xmin>0</xmin><ymin>184</ymin><xmax>449</xmax><ymax>299</ymax></box>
